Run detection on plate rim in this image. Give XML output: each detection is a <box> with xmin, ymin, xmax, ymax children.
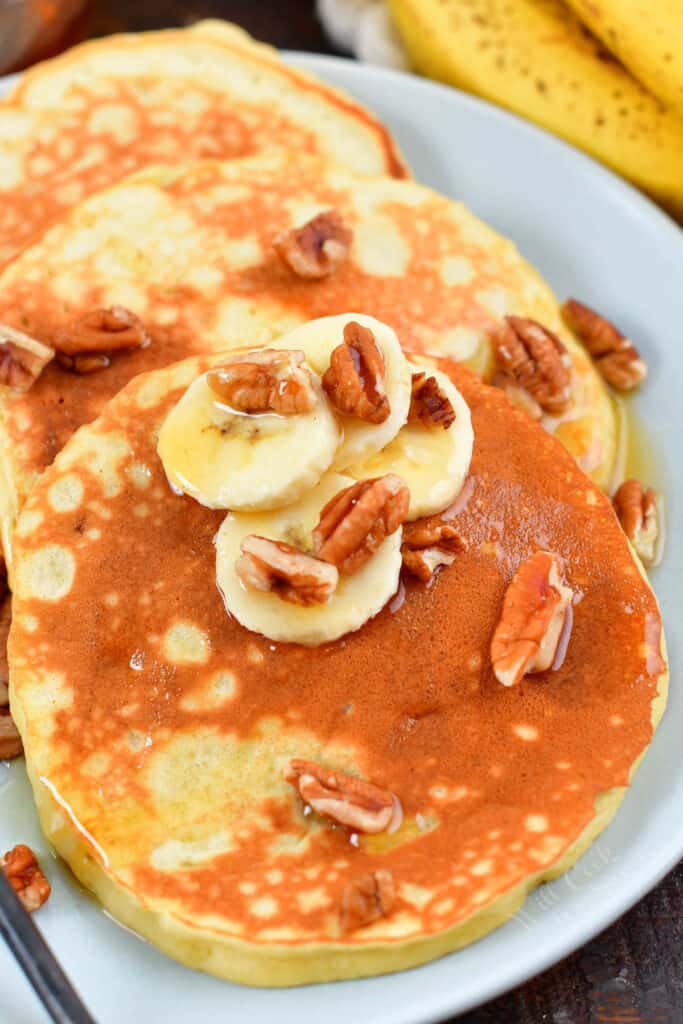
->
<box><xmin>284</xmin><ymin>52</ymin><xmax>683</xmax><ymax>247</ymax></box>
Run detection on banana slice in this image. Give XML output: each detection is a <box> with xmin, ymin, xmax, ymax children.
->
<box><xmin>157</xmin><ymin>352</ymin><xmax>340</xmax><ymax>511</ymax></box>
<box><xmin>347</xmin><ymin>367</ymin><xmax>473</xmax><ymax>520</ymax></box>
<box><xmin>215</xmin><ymin>473</ymin><xmax>403</xmax><ymax>646</ymax></box>
<box><xmin>274</xmin><ymin>314</ymin><xmax>412</xmax><ymax>471</ymax></box>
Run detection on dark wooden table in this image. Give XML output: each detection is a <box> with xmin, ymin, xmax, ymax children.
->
<box><xmin>27</xmin><ymin>2</ymin><xmax>683</xmax><ymax>1022</ymax></box>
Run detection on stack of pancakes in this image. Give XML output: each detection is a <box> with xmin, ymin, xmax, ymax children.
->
<box><xmin>0</xmin><ymin>21</ymin><xmax>666</xmax><ymax>986</ymax></box>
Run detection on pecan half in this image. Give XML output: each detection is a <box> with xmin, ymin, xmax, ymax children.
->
<box><xmin>313</xmin><ymin>475</ymin><xmax>409</xmax><ymax>575</ymax></box>
<box><xmin>236</xmin><ymin>536</ymin><xmax>338</xmax><ymax>606</ymax></box>
<box><xmin>491</xmin><ymin>316</ymin><xmax>571</xmax><ymax>415</ymax></box>
<box><xmin>322</xmin><ymin>322</ymin><xmax>390</xmax><ymax>424</ymax></box>
<box><xmin>54</xmin><ymin>306</ymin><xmax>150</xmax><ymax>373</ymax></box>
<box><xmin>561</xmin><ymin>298</ymin><xmax>646</xmax><ymax>391</ymax></box>
<box><xmin>408</xmin><ymin>372</ymin><xmax>456</xmax><ymax>429</ymax></box>
<box><xmin>0</xmin><ymin>324</ymin><xmax>54</xmax><ymax>392</ymax></box>
<box><xmin>340</xmin><ymin>869</ymin><xmax>395</xmax><ymax>932</ymax></box>
<box><xmin>401</xmin><ymin>519</ymin><xmax>464</xmax><ymax>582</ymax></box>
<box><xmin>273</xmin><ymin>209</ymin><xmax>352</xmax><ymax>279</ymax></box>
<box><xmin>491</xmin><ymin>551</ymin><xmax>573</xmax><ymax>687</ymax></box>
<box><xmin>207</xmin><ymin>349</ymin><xmax>315</xmax><ymax>415</ymax></box>
<box><xmin>286</xmin><ymin>759</ymin><xmax>398</xmax><ymax>834</ymax></box>
<box><xmin>1</xmin><ymin>845</ymin><xmax>51</xmax><ymax>913</ymax></box>
<box><xmin>612</xmin><ymin>479</ymin><xmax>659</xmax><ymax>566</ymax></box>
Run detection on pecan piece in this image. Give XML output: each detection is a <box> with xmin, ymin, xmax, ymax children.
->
<box><xmin>491</xmin><ymin>316</ymin><xmax>571</xmax><ymax>415</ymax></box>
<box><xmin>401</xmin><ymin>519</ymin><xmax>464</xmax><ymax>582</ymax></box>
<box><xmin>56</xmin><ymin>352</ymin><xmax>111</xmax><ymax>375</ymax></box>
<box><xmin>340</xmin><ymin>869</ymin><xmax>395</xmax><ymax>931</ymax></box>
<box><xmin>236</xmin><ymin>536</ymin><xmax>338</xmax><ymax>606</ymax></box>
<box><xmin>612</xmin><ymin>479</ymin><xmax>659</xmax><ymax>566</ymax></box>
<box><xmin>54</xmin><ymin>305</ymin><xmax>149</xmax><ymax>373</ymax></box>
<box><xmin>0</xmin><ymin>324</ymin><xmax>54</xmax><ymax>392</ymax></box>
<box><xmin>313</xmin><ymin>475</ymin><xmax>409</xmax><ymax>575</ymax></box>
<box><xmin>207</xmin><ymin>349</ymin><xmax>315</xmax><ymax>415</ymax></box>
<box><xmin>408</xmin><ymin>372</ymin><xmax>456</xmax><ymax>429</ymax></box>
<box><xmin>1</xmin><ymin>844</ymin><xmax>51</xmax><ymax>912</ymax></box>
<box><xmin>491</xmin><ymin>551</ymin><xmax>573</xmax><ymax>687</ymax></box>
<box><xmin>0</xmin><ymin>594</ymin><xmax>20</xmax><ymax>761</ymax></box>
<box><xmin>322</xmin><ymin>321</ymin><xmax>390</xmax><ymax>424</ymax></box>
<box><xmin>286</xmin><ymin>759</ymin><xmax>399</xmax><ymax>834</ymax></box>
<box><xmin>561</xmin><ymin>298</ymin><xmax>646</xmax><ymax>391</ymax></box>
<box><xmin>273</xmin><ymin>209</ymin><xmax>352</xmax><ymax>279</ymax></box>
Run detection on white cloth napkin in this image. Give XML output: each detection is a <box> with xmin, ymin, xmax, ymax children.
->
<box><xmin>316</xmin><ymin>0</ymin><xmax>410</xmax><ymax>69</ymax></box>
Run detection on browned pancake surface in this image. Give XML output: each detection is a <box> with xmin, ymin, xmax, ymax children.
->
<box><xmin>9</xmin><ymin>357</ymin><xmax>663</xmax><ymax>949</ymax></box>
<box><xmin>0</xmin><ymin>153</ymin><xmax>613</xmax><ymax>546</ymax></box>
<box><xmin>0</xmin><ymin>26</ymin><xmax>406</xmax><ymax>264</ymax></box>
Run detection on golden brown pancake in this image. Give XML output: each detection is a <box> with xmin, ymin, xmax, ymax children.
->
<box><xmin>0</xmin><ymin>20</ymin><xmax>406</xmax><ymax>267</ymax></box>
<box><xmin>8</xmin><ymin>351</ymin><xmax>665</xmax><ymax>986</ymax></box>
<box><xmin>0</xmin><ymin>153</ymin><xmax>616</xmax><ymax>570</ymax></box>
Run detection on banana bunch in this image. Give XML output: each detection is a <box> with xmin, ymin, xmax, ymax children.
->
<box><xmin>389</xmin><ymin>0</ymin><xmax>683</xmax><ymax>218</ymax></box>
<box><xmin>159</xmin><ymin>314</ymin><xmax>474</xmax><ymax>645</ymax></box>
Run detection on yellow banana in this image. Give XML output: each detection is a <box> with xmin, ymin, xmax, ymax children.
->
<box><xmin>389</xmin><ymin>0</ymin><xmax>683</xmax><ymax>218</ymax></box>
<box><xmin>564</xmin><ymin>0</ymin><xmax>683</xmax><ymax>118</ymax></box>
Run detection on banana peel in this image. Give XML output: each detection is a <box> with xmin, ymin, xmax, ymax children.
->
<box><xmin>564</xmin><ymin>0</ymin><xmax>683</xmax><ymax>119</ymax></box>
<box><xmin>389</xmin><ymin>0</ymin><xmax>683</xmax><ymax>219</ymax></box>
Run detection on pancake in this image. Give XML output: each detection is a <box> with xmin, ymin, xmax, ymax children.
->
<box><xmin>8</xmin><ymin>349</ymin><xmax>666</xmax><ymax>986</ymax></box>
<box><xmin>0</xmin><ymin>152</ymin><xmax>616</xmax><ymax>571</ymax></box>
<box><xmin>0</xmin><ymin>20</ymin><xmax>406</xmax><ymax>268</ymax></box>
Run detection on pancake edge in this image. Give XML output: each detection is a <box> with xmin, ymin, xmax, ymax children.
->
<box><xmin>12</xmin><ymin>585</ymin><xmax>667</xmax><ymax>988</ymax></box>
<box><xmin>0</xmin><ymin>151</ymin><xmax>617</xmax><ymax>573</ymax></box>
<box><xmin>2</xmin><ymin>23</ymin><xmax>409</xmax><ymax>181</ymax></box>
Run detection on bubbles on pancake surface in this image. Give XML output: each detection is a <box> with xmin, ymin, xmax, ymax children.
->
<box><xmin>5</xmin><ymin>346</ymin><xmax>666</xmax><ymax>985</ymax></box>
<box><xmin>162</xmin><ymin>621</ymin><xmax>210</xmax><ymax>666</ymax></box>
<box><xmin>16</xmin><ymin>544</ymin><xmax>75</xmax><ymax>602</ymax></box>
<box><xmin>47</xmin><ymin>474</ymin><xmax>84</xmax><ymax>514</ymax></box>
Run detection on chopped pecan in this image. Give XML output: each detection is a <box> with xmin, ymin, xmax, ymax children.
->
<box><xmin>1</xmin><ymin>845</ymin><xmax>51</xmax><ymax>913</ymax></box>
<box><xmin>0</xmin><ymin>594</ymin><xmax>22</xmax><ymax>759</ymax></box>
<box><xmin>322</xmin><ymin>321</ymin><xmax>390</xmax><ymax>424</ymax></box>
<box><xmin>408</xmin><ymin>372</ymin><xmax>456</xmax><ymax>429</ymax></box>
<box><xmin>491</xmin><ymin>316</ymin><xmax>571</xmax><ymax>415</ymax></box>
<box><xmin>561</xmin><ymin>298</ymin><xmax>646</xmax><ymax>391</ymax></box>
<box><xmin>236</xmin><ymin>536</ymin><xmax>338</xmax><ymax>606</ymax></box>
<box><xmin>491</xmin><ymin>551</ymin><xmax>573</xmax><ymax>687</ymax></box>
<box><xmin>56</xmin><ymin>352</ymin><xmax>111</xmax><ymax>375</ymax></box>
<box><xmin>401</xmin><ymin>519</ymin><xmax>464</xmax><ymax>582</ymax></box>
<box><xmin>313</xmin><ymin>475</ymin><xmax>409</xmax><ymax>575</ymax></box>
<box><xmin>286</xmin><ymin>759</ymin><xmax>398</xmax><ymax>834</ymax></box>
<box><xmin>0</xmin><ymin>324</ymin><xmax>54</xmax><ymax>392</ymax></box>
<box><xmin>207</xmin><ymin>349</ymin><xmax>315</xmax><ymax>415</ymax></box>
<box><xmin>612</xmin><ymin>479</ymin><xmax>659</xmax><ymax>566</ymax></box>
<box><xmin>54</xmin><ymin>306</ymin><xmax>149</xmax><ymax>372</ymax></box>
<box><xmin>340</xmin><ymin>869</ymin><xmax>395</xmax><ymax>931</ymax></box>
<box><xmin>273</xmin><ymin>209</ymin><xmax>352</xmax><ymax>279</ymax></box>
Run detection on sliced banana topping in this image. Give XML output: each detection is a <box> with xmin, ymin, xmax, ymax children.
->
<box><xmin>158</xmin><ymin>349</ymin><xmax>340</xmax><ymax>511</ymax></box>
<box><xmin>160</xmin><ymin>315</ymin><xmax>475</xmax><ymax>646</ymax></box>
<box><xmin>274</xmin><ymin>314</ymin><xmax>412</xmax><ymax>471</ymax></box>
<box><xmin>216</xmin><ymin>474</ymin><xmax>404</xmax><ymax>646</ymax></box>
<box><xmin>346</xmin><ymin>367</ymin><xmax>473</xmax><ymax>520</ymax></box>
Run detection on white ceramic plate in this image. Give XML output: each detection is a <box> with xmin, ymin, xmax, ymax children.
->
<box><xmin>1</xmin><ymin>55</ymin><xmax>682</xmax><ymax>1024</ymax></box>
